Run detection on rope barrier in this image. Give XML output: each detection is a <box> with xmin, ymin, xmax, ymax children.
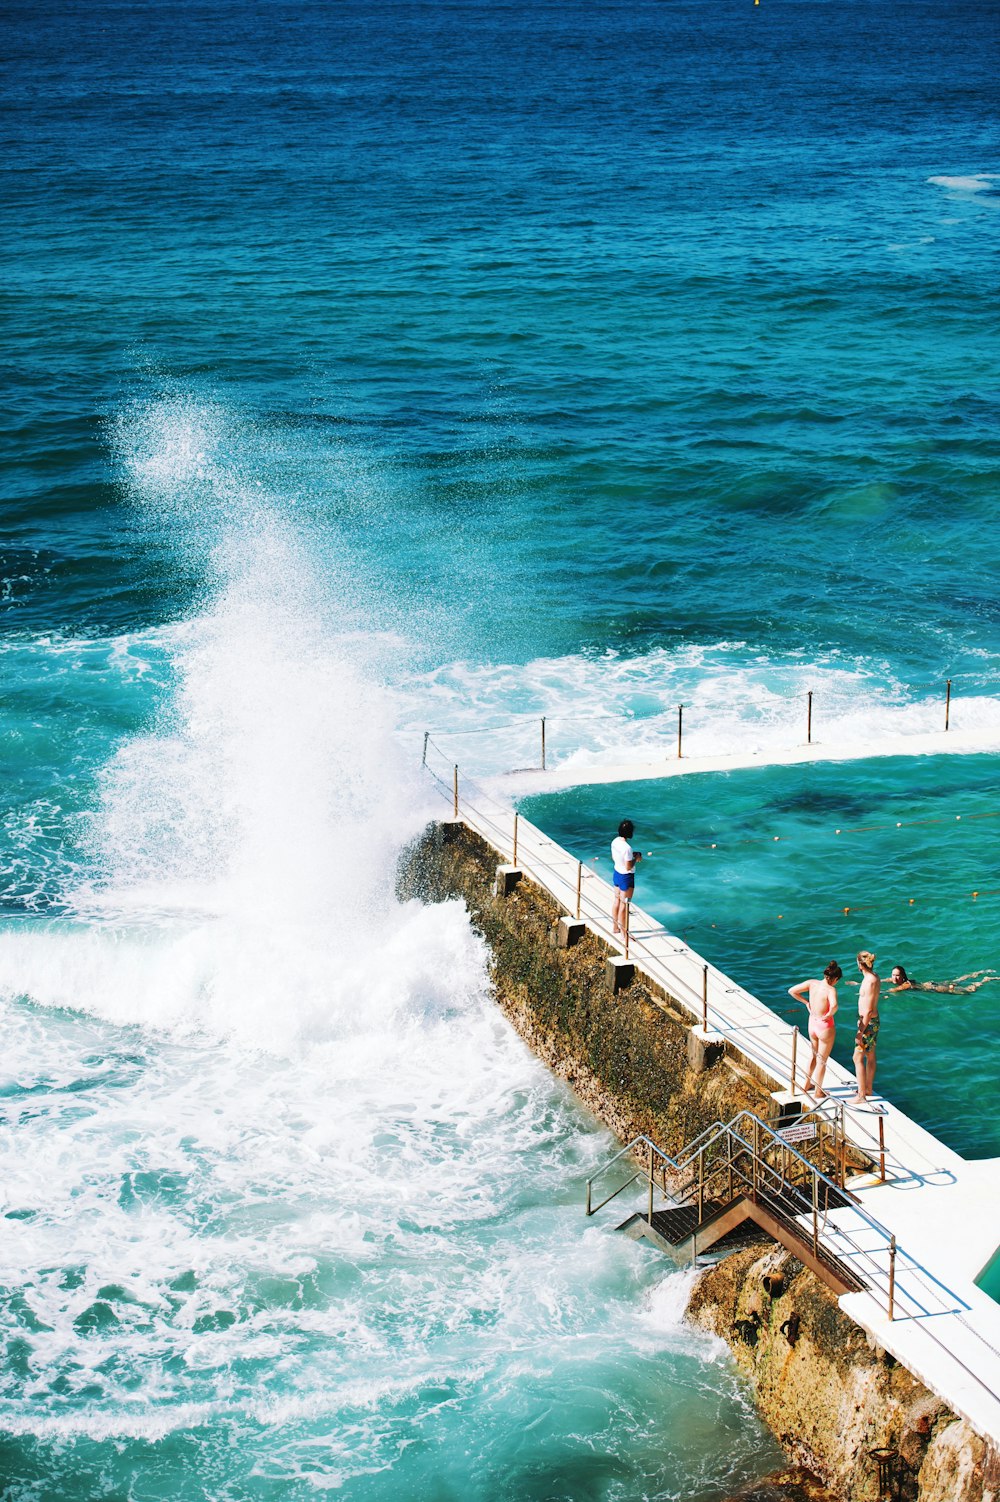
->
<box><xmin>424</xmin><ymin>761</ymin><xmax>976</xmax><ymax>1170</ymax></box>
<box><xmin>573</xmin><ymin>804</ymin><xmax>1000</xmax><ymax>860</ymax></box>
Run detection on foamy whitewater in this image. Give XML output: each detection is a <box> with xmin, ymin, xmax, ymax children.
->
<box><xmin>0</xmin><ymin>400</ymin><xmax>780</xmax><ymax>1499</ymax></box>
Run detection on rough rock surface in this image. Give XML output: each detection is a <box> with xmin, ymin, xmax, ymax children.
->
<box><xmin>719</xmin><ymin>1467</ymin><xmax>840</xmax><ymax>1502</ymax></box>
<box><xmin>689</xmin><ymin>1243</ymin><xmax>996</xmax><ymax>1501</ymax></box>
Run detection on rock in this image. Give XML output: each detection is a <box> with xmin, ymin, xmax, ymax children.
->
<box><xmin>720</xmin><ymin>1467</ymin><xmax>839</xmax><ymax>1502</ymax></box>
<box><xmin>916</xmin><ymin>1419</ymin><xmax>993</xmax><ymax>1502</ymax></box>
<box><xmin>687</xmin><ymin>1245</ymin><xmax>980</xmax><ymax>1501</ymax></box>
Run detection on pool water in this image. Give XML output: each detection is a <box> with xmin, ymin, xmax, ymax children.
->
<box><xmin>522</xmin><ymin>752</ymin><xmax>1000</xmax><ymax>1159</ymax></box>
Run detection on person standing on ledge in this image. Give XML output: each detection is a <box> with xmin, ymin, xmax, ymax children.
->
<box><xmin>852</xmin><ymin>950</ymin><xmax>881</xmax><ymax>1105</ymax></box>
<box><xmin>788</xmin><ymin>962</ymin><xmax>841</xmax><ymax>1099</ymax></box>
<box><xmin>610</xmin><ymin>819</ymin><xmax>642</xmax><ymax>938</ymax></box>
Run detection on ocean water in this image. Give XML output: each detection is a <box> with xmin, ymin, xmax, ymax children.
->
<box><xmin>2</xmin><ymin>0</ymin><xmax>999</xmax><ymax>1496</ymax></box>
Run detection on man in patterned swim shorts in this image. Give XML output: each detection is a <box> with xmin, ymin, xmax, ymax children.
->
<box><xmin>851</xmin><ymin>949</ymin><xmax>881</xmax><ymax>1106</ymax></box>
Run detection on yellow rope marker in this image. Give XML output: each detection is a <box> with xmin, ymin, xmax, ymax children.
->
<box><xmin>843</xmin><ymin>906</ymin><xmax>851</xmax><ymax>914</ymax></box>
<box><xmin>909</xmin><ymin>898</ymin><xmax>915</xmax><ymax>905</ymax></box>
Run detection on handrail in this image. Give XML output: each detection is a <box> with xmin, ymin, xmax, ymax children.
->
<box><xmin>585</xmin><ymin>1109</ymin><xmax>911</xmax><ymax>1320</ymax></box>
<box><xmin>585</xmin><ymin>1134</ymin><xmax>683</xmax><ymax>1217</ymax></box>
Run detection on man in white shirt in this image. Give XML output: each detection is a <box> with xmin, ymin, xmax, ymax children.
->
<box><xmin>610</xmin><ymin>818</ymin><xmax>642</xmax><ymax>937</ymax></box>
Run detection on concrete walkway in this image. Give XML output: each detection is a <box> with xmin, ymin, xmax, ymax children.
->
<box><xmin>434</xmin><ymin>769</ymin><xmax>1000</xmax><ymax>1446</ymax></box>
<box><xmin>494</xmin><ymin>725</ymin><xmax>1000</xmax><ymax>797</ymax></box>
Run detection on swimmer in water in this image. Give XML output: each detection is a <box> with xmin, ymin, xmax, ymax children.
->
<box><xmin>788</xmin><ymin>962</ymin><xmax>841</xmax><ymax>1099</ymax></box>
<box><xmin>889</xmin><ymin>965</ymin><xmax>1000</xmax><ymax>995</ymax></box>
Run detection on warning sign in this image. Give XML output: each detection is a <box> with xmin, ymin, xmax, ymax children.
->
<box><xmin>779</xmin><ymin>1122</ymin><xmax>818</xmax><ymax>1144</ymax></box>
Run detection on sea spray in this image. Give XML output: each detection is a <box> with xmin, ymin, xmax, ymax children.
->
<box><xmin>0</xmin><ymin>397</ymin><xmax>781</xmax><ymax>1498</ymax></box>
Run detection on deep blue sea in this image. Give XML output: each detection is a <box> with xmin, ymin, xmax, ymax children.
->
<box><xmin>2</xmin><ymin>1</ymin><xmax>999</xmax><ymax>1497</ymax></box>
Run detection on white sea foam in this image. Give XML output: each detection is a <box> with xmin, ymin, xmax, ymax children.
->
<box><xmin>0</xmin><ymin>396</ymin><xmax>770</xmax><ymax>1492</ymax></box>
<box><xmin>399</xmin><ymin>643</ymin><xmax>1000</xmax><ymax>782</ymax></box>
<box><xmin>928</xmin><ymin>174</ymin><xmax>998</xmax><ymax>193</ymax></box>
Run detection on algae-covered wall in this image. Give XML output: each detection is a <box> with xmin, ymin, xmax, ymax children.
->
<box><xmin>398</xmin><ymin>821</ymin><xmax>767</xmax><ymax>1154</ymax></box>
<box><xmin>689</xmin><ymin>1245</ymin><xmax>997</xmax><ymax>1502</ymax></box>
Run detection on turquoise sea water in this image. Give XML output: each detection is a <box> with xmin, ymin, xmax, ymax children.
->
<box><xmin>3</xmin><ymin>0</ymin><xmax>999</xmax><ymax>1496</ymax></box>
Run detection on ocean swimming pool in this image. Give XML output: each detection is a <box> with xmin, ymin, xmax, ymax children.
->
<box><xmin>521</xmin><ymin>751</ymin><xmax>1000</xmax><ymax>1160</ymax></box>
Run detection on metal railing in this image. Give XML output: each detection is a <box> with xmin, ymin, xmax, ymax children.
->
<box><xmin>584</xmin><ymin>1110</ymin><xmax>1000</xmax><ymax>1408</ymax></box>
<box><xmin>422</xmin><ymin>742</ymin><xmax>849</xmax><ymax>1110</ymax></box>
<box><xmin>418</xmin><ymin>677</ymin><xmax>962</xmax><ymax>778</ymax></box>
<box><xmin>587</xmin><ymin>1110</ymin><xmax>904</xmax><ymax>1313</ymax></box>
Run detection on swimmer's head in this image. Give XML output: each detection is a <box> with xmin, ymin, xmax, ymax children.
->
<box><xmin>824</xmin><ymin>962</ymin><xmax>843</xmax><ymax>983</ymax></box>
<box><xmin>857</xmin><ymin>950</ymin><xmax>876</xmax><ymax>972</ymax></box>
<box><xmin>891</xmin><ymin>966</ymin><xmax>908</xmax><ymax>985</ymax></box>
<box><xmin>618</xmin><ymin>819</ymin><xmax>634</xmax><ymax>840</ymax></box>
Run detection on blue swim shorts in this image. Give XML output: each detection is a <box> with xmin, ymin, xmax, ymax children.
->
<box><xmin>613</xmin><ymin>870</ymin><xmax>634</xmax><ymax>892</ymax></box>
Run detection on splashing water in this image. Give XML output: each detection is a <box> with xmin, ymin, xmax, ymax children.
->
<box><xmin>0</xmin><ymin>396</ymin><xmax>779</xmax><ymax>1500</ymax></box>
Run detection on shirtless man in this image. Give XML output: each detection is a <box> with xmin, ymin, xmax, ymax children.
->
<box><xmin>788</xmin><ymin>962</ymin><xmax>841</xmax><ymax>1099</ymax></box>
<box><xmin>852</xmin><ymin>950</ymin><xmax>880</xmax><ymax>1104</ymax></box>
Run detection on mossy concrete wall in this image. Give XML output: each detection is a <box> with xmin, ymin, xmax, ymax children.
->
<box><xmin>399</xmin><ymin>821</ymin><xmax>998</xmax><ymax>1502</ymax></box>
<box><xmin>398</xmin><ymin>821</ymin><xmax>768</xmax><ymax>1153</ymax></box>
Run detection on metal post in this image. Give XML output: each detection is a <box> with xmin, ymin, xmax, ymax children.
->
<box><xmin>624</xmin><ymin>901</ymin><xmax>630</xmax><ymax>960</ymax></box>
<box><xmin>576</xmin><ymin>861</ymin><xmax>582</xmax><ymax>920</ymax></box>
<box><xmin>453</xmin><ymin>764</ymin><xmax>459</xmax><ymax>819</ymax></box>
<box><xmin>512</xmin><ymin>812</ymin><xmax>519</xmax><ymax>866</ymax></box>
<box><xmin>677</xmin><ymin>704</ymin><xmax>684</xmax><ymax>759</ymax></box>
<box><xmin>727</xmin><ymin>1132</ymin><xmax>734</xmax><ymax>1202</ymax></box>
<box><xmin>541</xmin><ymin>716</ymin><xmax>546</xmax><ymax>770</ymax></box>
<box><xmin>812</xmin><ymin>1170</ymin><xmax>819</xmax><ymax>1255</ymax></box>
<box><xmin>702</xmin><ymin>964</ymin><xmax>708</xmax><ymax>1029</ymax></box>
<box><xmin>698</xmin><ymin>1149</ymin><xmax>705</xmax><ymax>1223</ymax></box>
<box><xmin>945</xmin><ymin>678</ymin><xmax>952</xmax><ymax>732</ymax></box>
<box><xmin>807</xmin><ymin>690</ymin><xmax>813</xmax><ymax>745</ymax></box>
<box><xmin>888</xmin><ymin>1235</ymin><xmax>896</xmax><ymax>1320</ymax></box>
<box><xmin>817</xmin><ymin>1121</ymin><xmax>825</xmax><ymax>1180</ymax></box>
<box><xmin>647</xmin><ymin>1142</ymin><xmax>654</xmax><ymax>1225</ymax></box>
<box><xmin>790</xmin><ymin>1026</ymin><xmax>798</xmax><ymax>1095</ymax></box>
<box><xmin>422</xmin><ymin>730</ymin><xmax>429</xmax><ymax>767</ymax></box>
<box><xmin>878</xmin><ymin>1116</ymin><xmax>886</xmax><ymax>1183</ymax></box>
<box><xmin>752</xmin><ymin>1117</ymin><xmax>759</xmax><ymax>1200</ymax></box>
<box><xmin>586</xmin><ymin>1179</ymin><xmax>592</xmax><ymax>1216</ymax></box>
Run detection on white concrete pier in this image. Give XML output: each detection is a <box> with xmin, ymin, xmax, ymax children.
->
<box><xmin>429</xmin><ymin>764</ymin><xmax>1000</xmax><ymax>1446</ymax></box>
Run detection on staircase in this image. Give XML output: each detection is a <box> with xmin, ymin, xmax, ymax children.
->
<box><xmin>586</xmin><ymin>1109</ymin><xmax>870</xmax><ymax>1296</ymax></box>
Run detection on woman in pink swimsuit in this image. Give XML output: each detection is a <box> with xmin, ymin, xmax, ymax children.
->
<box><xmin>788</xmin><ymin>962</ymin><xmax>842</xmax><ymax>1099</ymax></box>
